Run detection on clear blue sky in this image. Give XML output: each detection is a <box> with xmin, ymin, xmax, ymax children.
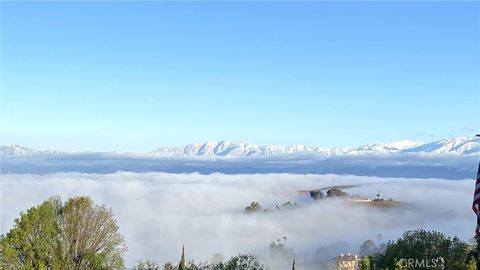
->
<box><xmin>1</xmin><ymin>1</ymin><xmax>479</xmax><ymax>152</ymax></box>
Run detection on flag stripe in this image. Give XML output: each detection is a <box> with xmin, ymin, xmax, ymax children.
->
<box><xmin>473</xmin><ymin>162</ymin><xmax>480</xmax><ymax>235</ymax></box>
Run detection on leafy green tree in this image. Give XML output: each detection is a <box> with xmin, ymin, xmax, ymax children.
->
<box><xmin>165</xmin><ymin>254</ymin><xmax>265</xmax><ymax>270</ymax></box>
<box><xmin>309</xmin><ymin>189</ymin><xmax>325</xmax><ymax>200</ymax></box>
<box><xmin>360</xmin><ymin>256</ymin><xmax>371</xmax><ymax>270</ymax></box>
<box><xmin>0</xmin><ymin>196</ymin><xmax>126</xmax><ymax>270</ymax></box>
<box><xmin>186</xmin><ymin>260</ymin><xmax>211</xmax><ymax>270</ymax></box>
<box><xmin>309</xmin><ymin>190</ymin><xmax>324</xmax><ymax>200</ymax></box>
<box><xmin>0</xmin><ymin>197</ymin><xmax>64</xmax><ymax>270</ymax></box>
<box><xmin>372</xmin><ymin>230</ymin><xmax>469</xmax><ymax>270</ymax></box>
<box><xmin>467</xmin><ymin>235</ymin><xmax>480</xmax><ymax>269</ymax></box>
<box><xmin>163</xmin><ymin>262</ymin><xmax>175</xmax><ymax>270</ymax></box>
<box><xmin>224</xmin><ymin>254</ymin><xmax>264</xmax><ymax>270</ymax></box>
<box><xmin>326</xmin><ymin>188</ymin><xmax>347</xmax><ymax>198</ymax></box>
<box><xmin>134</xmin><ymin>259</ymin><xmax>160</xmax><ymax>270</ymax></box>
<box><xmin>209</xmin><ymin>262</ymin><xmax>227</xmax><ymax>270</ymax></box>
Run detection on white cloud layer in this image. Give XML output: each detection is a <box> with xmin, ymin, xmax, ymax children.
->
<box><xmin>0</xmin><ymin>172</ymin><xmax>476</xmax><ymax>268</ymax></box>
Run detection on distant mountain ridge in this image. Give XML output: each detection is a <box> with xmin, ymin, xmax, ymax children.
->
<box><xmin>2</xmin><ymin>136</ymin><xmax>479</xmax><ymax>157</ymax></box>
<box><xmin>0</xmin><ymin>145</ymin><xmax>66</xmax><ymax>156</ymax></box>
<box><xmin>151</xmin><ymin>137</ymin><xmax>479</xmax><ymax>157</ymax></box>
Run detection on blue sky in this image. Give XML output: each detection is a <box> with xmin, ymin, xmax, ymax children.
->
<box><xmin>1</xmin><ymin>1</ymin><xmax>479</xmax><ymax>152</ymax></box>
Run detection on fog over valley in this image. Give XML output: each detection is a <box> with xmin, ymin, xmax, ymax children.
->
<box><xmin>1</xmin><ymin>172</ymin><xmax>474</xmax><ymax>267</ymax></box>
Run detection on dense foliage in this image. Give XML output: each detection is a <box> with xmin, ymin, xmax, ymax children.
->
<box><xmin>372</xmin><ymin>229</ymin><xmax>470</xmax><ymax>270</ymax></box>
<box><xmin>153</xmin><ymin>254</ymin><xmax>265</xmax><ymax>270</ymax></box>
<box><xmin>134</xmin><ymin>259</ymin><xmax>161</xmax><ymax>270</ymax></box>
<box><xmin>0</xmin><ymin>196</ymin><xmax>126</xmax><ymax>270</ymax></box>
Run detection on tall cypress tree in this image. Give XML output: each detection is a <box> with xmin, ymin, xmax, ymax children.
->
<box><xmin>179</xmin><ymin>245</ymin><xmax>186</xmax><ymax>270</ymax></box>
<box><xmin>291</xmin><ymin>259</ymin><xmax>295</xmax><ymax>270</ymax></box>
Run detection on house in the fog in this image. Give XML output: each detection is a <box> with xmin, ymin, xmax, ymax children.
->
<box><xmin>326</xmin><ymin>253</ymin><xmax>360</xmax><ymax>270</ymax></box>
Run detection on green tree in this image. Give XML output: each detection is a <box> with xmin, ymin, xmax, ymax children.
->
<box><xmin>467</xmin><ymin>235</ymin><xmax>480</xmax><ymax>269</ymax></box>
<box><xmin>224</xmin><ymin>254</ymin><xmax>264</xmax><ymax>270</ymax></box>
<box><xmin>372</xmin><ymin>230</ymin><xmax>469</xmax><ymax>270</ymax></box>
<box><xmin>134</xmin><ymin>259</ymin><xmax>160</xmax><ymax>270</ymax></box>
<box><xmin>309</xmin><ymin>190</ymin><xmax>324</xmax><ymax>200</ymax></box>
<box><xmin>0</xmin><ymin>197</ymin><xmax>65</xmax><ymax>270</ymax></box>
<box><xmin>326</xmin><ymin>188</ymin><xmax>347</xmax><ymax>198</ymax></box>
<box><xmin>186</xmin><ymin>260</ymin><xmax>210</xmax><ymax>270</ymax></box>
<box><xmin>360</xmin><ymin>256</ymin><xmax>371</xmax><ymax>270</ymax></box>
<box><xmin>167</xmin><ymin>254</ymin><xmax>265</xmax><ymax>270</ymax></box>
<box><xmin>163</xmin><ymin>262</ymin><xmax>174</xmax><ymax>270</ymax></box>
<box><xmin>0</xmin><ymin>196</ymin><xmax>126</xmax><ymax>270</ymax></box>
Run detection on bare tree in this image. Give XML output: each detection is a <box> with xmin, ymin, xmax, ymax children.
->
<box><xmin>60</xmin><ymin>196</ymin><xmax>127</xmax><ymax>270</ymax></box>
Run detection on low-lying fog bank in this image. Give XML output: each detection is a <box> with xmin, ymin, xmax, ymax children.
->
<box><xmin>0</xmin><ymin>172</ymin><xmax>475</xmax><ymax>267</ymax></box>
<box><xmin>1</xmin><ymin>153</ymin><xmax>478</xmax><ymax>179</ymax></box>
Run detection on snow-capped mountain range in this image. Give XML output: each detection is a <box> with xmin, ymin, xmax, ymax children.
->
<box><xmin>151</xmin><ymin>137</ymin><xmax>480</xmax><ymax>156</ymax></box>
<box><xmin>0</xmin><ymin>145</ymin><xmax>65</xmax><ymax>156</ymax></box>
<box><xmin>1</xmin><ymin>137</ymin><xmax>479</xmax><ymax>157</ymax></box>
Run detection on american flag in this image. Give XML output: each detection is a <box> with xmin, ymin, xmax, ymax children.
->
<box><xmin>473</xmin><ymin>161</ymin><xmax>480</xmax><ymax>235</ymax></box>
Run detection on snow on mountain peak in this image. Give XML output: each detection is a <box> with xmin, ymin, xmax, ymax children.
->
<box><xmin>1</xmin><ymin>137</ymin><xmax>479</xmax><ymax>157</ymax></box>
<box><xmin>0</xmin><ymin>145</ymin><xmax>39</xmax><ymax>155</ymax></box>
<box><xmin>0</xmin><ymin>145</ymin><xmax>65</xmax><ymax>156</ymax></box>
<box><xmin>402</xmin><ymin>136</ymin><xmax>480</xmax><ymax>155</ymax></box>
<box><xmin>147</xmin><ymin>137</ymin><xmax>479</xmax><ymax>157</ymax></box>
